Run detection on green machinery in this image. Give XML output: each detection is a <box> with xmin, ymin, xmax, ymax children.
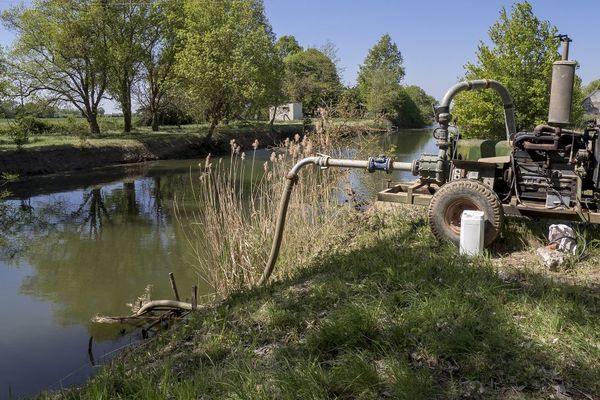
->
<box><xmin>377</xmin><ymin>35</ymin><xmax>600</xmax><ymax>246</ymax></box>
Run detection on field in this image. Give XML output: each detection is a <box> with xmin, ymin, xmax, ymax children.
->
<box><xmin>0</xmin><ymin>117</ymin><xmax>305</xmax><ymax>151</ymax></box>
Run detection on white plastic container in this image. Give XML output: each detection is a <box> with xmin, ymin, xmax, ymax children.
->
<box><xmin>459</xmin><ymin>210</ymin><xmax>485</xmax><ymax>256</ymax></box>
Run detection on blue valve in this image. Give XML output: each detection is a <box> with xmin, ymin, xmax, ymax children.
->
<box><xmin>367</xmin><ymin>155</ymin><xmax>392</xmax><ymax>173</ymax></box>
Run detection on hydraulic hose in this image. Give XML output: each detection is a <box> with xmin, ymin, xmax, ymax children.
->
<box><xmin>257</xmin><ymin>155</ymin><xmax>412</xmax><ymax>285</ymax></box>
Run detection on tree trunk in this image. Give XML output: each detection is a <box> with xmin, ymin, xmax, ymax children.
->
<box><xmin>151</xmin><ymin>111</ymin><xmax>159</xmax><ymax>132</ymax></box>
<box><xmin>121</xmin><ymin>79</ymin><xmax>132</xmax><ymax>133</ymax></box>
<box><xmin>88</xmin><ymin>113</ymin><xmax>101</xmax><ymax>136</ymax></box>
<box><xmin>269</xmin><ymin>105</ymin><xmax>277</xmax><ymax>133</ymax></box>
<box><xmin>207</xmin><ymin>118</ymin><xmax>218</xmax><ymax>140</ymax></box>
<box><xmin>123</xmin><ymin>106</ymin><xmax>132</xmax><ymax>133</ymax></box>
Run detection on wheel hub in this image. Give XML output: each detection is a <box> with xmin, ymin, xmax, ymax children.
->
<box><xmin>443</xmin><ymin>199</ymin><xmax>480</xmax><ymax>235</ymax></box>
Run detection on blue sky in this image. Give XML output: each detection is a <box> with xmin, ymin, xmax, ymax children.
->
<box><xmin>1</xmin><ymin>0</ymin><xmax>599</xmax><ymax>111</ymax></box>
<box><xmin>264</xmin><ymin>0</ymin><xmax>600</xmax><ymax>99</ymax></box>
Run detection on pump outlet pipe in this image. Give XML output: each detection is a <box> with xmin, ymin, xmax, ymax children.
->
<box><xmin>436</xmin><ymin>79</ymin><xmax>517</xmax><ymax>142</ymax></box>
<box><xmin>257</xmin><ymin>155</ymin><xmax>413</xmax><ymax>285</ymax></box>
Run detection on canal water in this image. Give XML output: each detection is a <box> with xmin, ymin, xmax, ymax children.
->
<box><xmin>0</xmin><ymin>129</ymin><xmax>436</xmax><ymax>399</ymax></box>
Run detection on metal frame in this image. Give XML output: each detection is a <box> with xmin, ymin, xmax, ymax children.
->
<box><xmin>378</xmin><ymin>181</ymin><xmax>600</xmax><ymax>224</ymax></box>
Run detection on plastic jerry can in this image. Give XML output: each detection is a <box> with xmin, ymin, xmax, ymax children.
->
<box><xmin>459</xmin><ymin>210</ymin><xmax>484</xmax><ymax>256</ymax></box>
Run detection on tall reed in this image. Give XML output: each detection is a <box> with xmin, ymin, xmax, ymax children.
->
<box><xmin>177</xmin><ymin>134</ymin><xmax>355</xmax><ymax>298</ymax></box>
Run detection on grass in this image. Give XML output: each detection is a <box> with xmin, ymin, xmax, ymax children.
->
<box><xmin>0</xmin><ymin>119</ymin><xmax>305</xmax><ymax>151</ymax></box>
<box><xmin>48</xmin><ymin>205</ymin><xmax>600</xmax><ymax>399</ymax></box>
<box><xmin>176</xmin><ymin>132</ymin><xmax>355</xmax><ymax>298</ymax></box>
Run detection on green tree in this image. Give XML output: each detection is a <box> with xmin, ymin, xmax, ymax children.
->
<box><xmin>584</xmin><ymin>79</ymin><xmax>600</xmax><ymax>97</ymax></box>
<box><xmin>283</xmin><ymin>48</ymin><xmax>341</xmax><ymax>115</ymax></box>
<box><xmin>134</xmin><ymin>0</ymin><xmax>178</xmax><ymax>131</ymax></box>
<box><xmin>357</xmin><ymin>34</ymin><xmax>405</xmax><ymax>115</ymax></box>
<box><xmin>2</xmin><ymin>1</ymin><xmax>110</xmax><ymax>136</ymax></box>
<box><xmin>336</xmin><ymin>86</ymin><xmax>363</xmax><ymax>118</ymax></box>
<box><xmin>174</xmin><ymin>0</ymin><xmax>283</xmax><ymax>138</ymax></box>
<box><xmin>104</xmin><ymin>1</ymin><xmax>154</xmax><ymax>133</ymax></box>
<box><xmin>275</xmin><ymin>35</ymin><xmax>302</xmax><ymax>59</ymax></box>
<box><xmin>451</xmin><ymin>1</ymin><xmax>584</xmax><ymax>139</ymax></box>
<box><xmin>403</xmin><ymin>85</ymin><xmax>437</xmax><ymax>126</ymax></box>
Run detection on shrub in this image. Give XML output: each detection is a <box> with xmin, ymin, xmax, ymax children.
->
<box><xmin>9</xmin><ymin>126</ymin><xmax>29</xmax><ymax>148</ymax></box>
<box><xmin>15</xmin><ymin>115</ymin><xmax>51</xmax><ymax>135</ymax></box>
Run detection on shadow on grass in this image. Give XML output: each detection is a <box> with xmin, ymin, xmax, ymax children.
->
<box><xmin>248</xmin><ymin>214</ymin><xmax>600</xmax><ymax>398</ymax></box>
<box><xmin>67</xmin><ymin>213</ymin><xmax>600</xmax><ymax>399</ymax></box>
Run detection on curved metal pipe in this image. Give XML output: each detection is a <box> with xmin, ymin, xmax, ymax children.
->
<box><xmin>257</xmin><ymin>156</ymin><xmax>413</xmax><ymax>285</ymax></box>
<box><xmin>135</xmin><ymin>300</ymin><xmax>193</xmax><ymax>315</ymax></box>
<box><xmin>439</xmin><ymin>79</ymin><xmax>517</xmax><ymax>140</ymax></box>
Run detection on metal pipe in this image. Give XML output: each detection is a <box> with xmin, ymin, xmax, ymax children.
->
<box><xmin>136</xmin><ymin>300</ymin><xmax>193</xmax><ymax>316</ymax></box>
<box><xmin>438</xmin><ymin>79</ymin><xmax>517</xmax><ymax>140</ymax></box>
<box><xmin>257</xmin><ymin>155</ymin><xmax>413</xmax><ymax>285</ymax></box>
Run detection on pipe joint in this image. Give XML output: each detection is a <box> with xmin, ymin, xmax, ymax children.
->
<box><xmin>367</xmin><ymin>155</ymin><xmax>393</xmax><ymax>174</ymax></box>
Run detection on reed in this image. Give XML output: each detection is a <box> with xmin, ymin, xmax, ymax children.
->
<box><xmin>177</xmin><ymin>133</ymin><xmax>355</xmax><ymax>298</ymax></box>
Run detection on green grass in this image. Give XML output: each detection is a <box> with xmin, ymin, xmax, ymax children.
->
<box><xmin>48</xmin><ymin>206</ymin><xmax>600</xmax><ymax>399</ymax></box>
<box><xmin>0</xmin><ymin>120</ymin><xmax>305</xmax><ymax>151</ymax></box>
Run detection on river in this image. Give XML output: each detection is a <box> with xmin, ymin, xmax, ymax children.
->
<box><xmin>0</xmin><ymin>129</ymin><xmax>436</xmax><ymax>399</ymax></box>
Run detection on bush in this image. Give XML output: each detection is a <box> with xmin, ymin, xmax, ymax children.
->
<box><xmin>15</xmin><ymin>115</ymin><xmax>52</xmax><ymax>135</ymax></box>
<box><xmin>9</xmin><ymin>126</ymin><xmax>29</xmax><ymax>148</ymax></box>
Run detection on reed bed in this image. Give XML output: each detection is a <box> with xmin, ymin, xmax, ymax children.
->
<box><xmin>177</xmin><ymin>134</ymin><xmax>355</xmax><ymax>298</ymax></box>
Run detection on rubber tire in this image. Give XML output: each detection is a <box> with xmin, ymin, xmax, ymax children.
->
<box><xmin>427</xmin><ymin>179</ymin><xmax>504</xmax><ymax>247</ymax></box>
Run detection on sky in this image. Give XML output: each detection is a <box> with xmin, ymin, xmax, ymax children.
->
<box><xmin>0</xmin><ymin>0</ymin><xmax>599</xmax><ymax>112</ymax></box>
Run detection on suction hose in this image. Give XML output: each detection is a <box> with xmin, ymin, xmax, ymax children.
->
<box><xmin>257</xmin><ymin>155</ymin><xmax>412</xmax><ymax>285</ymax></box>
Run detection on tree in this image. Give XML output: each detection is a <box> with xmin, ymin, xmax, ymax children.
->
<box><xmin>2</xmin><ymin>1</ymin><xmax>110</xmax><ymax>136</ymax></box>
<box><xmin>283</xmin><ymin>48</ymin><xmax>341</xmax><ymax>115</ymax></box>
<box><xmin>275</xmin><ymin>35</ymin><xmax>302</xmax><ymax>59</ymax></box>
<box><xmin>584</xmin><ymin>79</ymin><xmax>600</xmax><ymax>97</ymax></box>
<box><xmin>336</xmin><ymin>86</ymin><xmax>363</xmax><ymax>118</ymax></box>
<box><xmin>174</xmin><ymin>0</ymin><xmax>283</xmax><ymax>139</ymax></box>
<box><xmin>390</xmin><ymin>88</ymin><xmax>423</xmax><ymax>128</ymax></box>
<box><xmin>104</xmin><ymin>1</ymin><xmax>154</xmax><ymax>133</ymax></box>
<box><xmin>0</xmin><ymin>47</ymin><xmax>9</xmax><ymax>100</ymax></box>
<box><xmin>320</xmin><ymin>39</ymin><xmax>344</xmax><ymax>76</ymax></box>
<box><xmin>451</xmin><ymin>1</ymin><xmax>584</xmax><ymax>139</ymax></box>
<box><xmin>134</xmin><ymin>0</ymin><xmax>178</xmax><ymax>131</ymax></box>
<box><xmin>403</xmin><ymin>85</ymin><xmax>437</xmax><ymax>126</ymax></box>
<box><xmin>357</xmin><ymin>34</ymin><xmax>405</xmax><ymax>116</ymax></box>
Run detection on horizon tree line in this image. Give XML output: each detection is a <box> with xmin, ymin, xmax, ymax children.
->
<box><xmin>1</xmin><ymin>0</ymin><xmax>585</xmax><ymax>138</ymax></box>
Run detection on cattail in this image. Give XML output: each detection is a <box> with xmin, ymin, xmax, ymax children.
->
<box><xmin>263</xmin><ymin>161</ymin><xmax>269</xmax><ymax>172</ymax></box>
<box><xmin>235</xmin><ymin>144</ymin><xmax>241</xmax><ymax>155</ymax></box>
<box><xmin>278</xmin><ymin>153</ymin><xmax>284</xmax><ymax>161</ymax></box>
<box><xmin>252</xmin><ymin>139</ymin><xmax>259</xmax><ymax>150</ymax></box>
<box><xmin>305</xmin><ymin>139</ymin><xmax>313</xmax><ymax>156</ymax></box>
<box><xmin>294</xmin><ymin>133</ymin><xmax>300</xmax><ymax>143</ymax></box>
<box><xmin>241</xmin><ymin>152</ymin><xmax>246</xmax><ymax>160</ymax></box>
<box><xmin>291</xmin><ymin>144</ymin><xmax>299</xmax><ymax>159</ymax></box>
<box><xmin>204</xmin><ymin>153</ymin><xmax>212</xmax><ymax>170</ymax></box>
<box><xmin>284</xmin><ymin>137</ymin><xmax>290</xmax><ymax>147</ymax></box>
<box><xmin>270</xmin><ymin>152</ymin><xmax>277</xmax><ymax>162</ymax></box>
<box><xmin>229</xmin><ymin>139</ymin><xmax>236</xmax><ymax>152</ymax></box>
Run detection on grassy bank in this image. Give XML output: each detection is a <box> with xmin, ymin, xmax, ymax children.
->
<box><xmin>0</xmin><ymin>120</ymin><xmax>304</xmax><ymax>151</ymax></box>
<box><xmin>50</xmin><ymin>205</ymin><xmax>600</xmax><ymax>399</ymax></box>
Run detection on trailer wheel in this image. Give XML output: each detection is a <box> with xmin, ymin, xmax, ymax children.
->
<box><xmin>428</xmin><ymin>179</ymin><xmax>503</xmax><ymax>247</ymax></box>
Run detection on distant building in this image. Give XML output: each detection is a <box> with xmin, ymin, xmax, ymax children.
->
<box><xmin>583</xmin><ymin>89</ymin><xmax>600</xmax><ymax>115</ymax></box>
<box><xmin>269</xmin><ymin>102</ymin><xmax>303</xmax><ymax>121</ymax></box>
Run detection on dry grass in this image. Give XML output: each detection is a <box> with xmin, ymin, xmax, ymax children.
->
<box><xmin>176</xmin><ymin>133</ymin><xmax>356</xmax><ymax>298</ymax></box>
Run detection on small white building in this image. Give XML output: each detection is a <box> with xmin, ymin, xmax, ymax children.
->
<box><xmin>269</xmin><ymin>102</ymin><xmax>303</xmax><ymax>121</ymax></box>
<box><xmin>583</xmin><ymin>90</ymin><xmax>600</xmax><ymax>115</ymax></box>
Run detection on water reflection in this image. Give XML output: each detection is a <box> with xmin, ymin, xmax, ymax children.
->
<box><xmin>0</xmin><ymin>130</ymin><xmax>435</xmax><ymax>399</ymax></box>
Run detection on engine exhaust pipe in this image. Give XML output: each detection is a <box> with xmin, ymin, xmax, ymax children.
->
<box><xmin>548</xmin><ymin>35</ymin><xmax>576</xmax><ymax>127</ymax></box>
